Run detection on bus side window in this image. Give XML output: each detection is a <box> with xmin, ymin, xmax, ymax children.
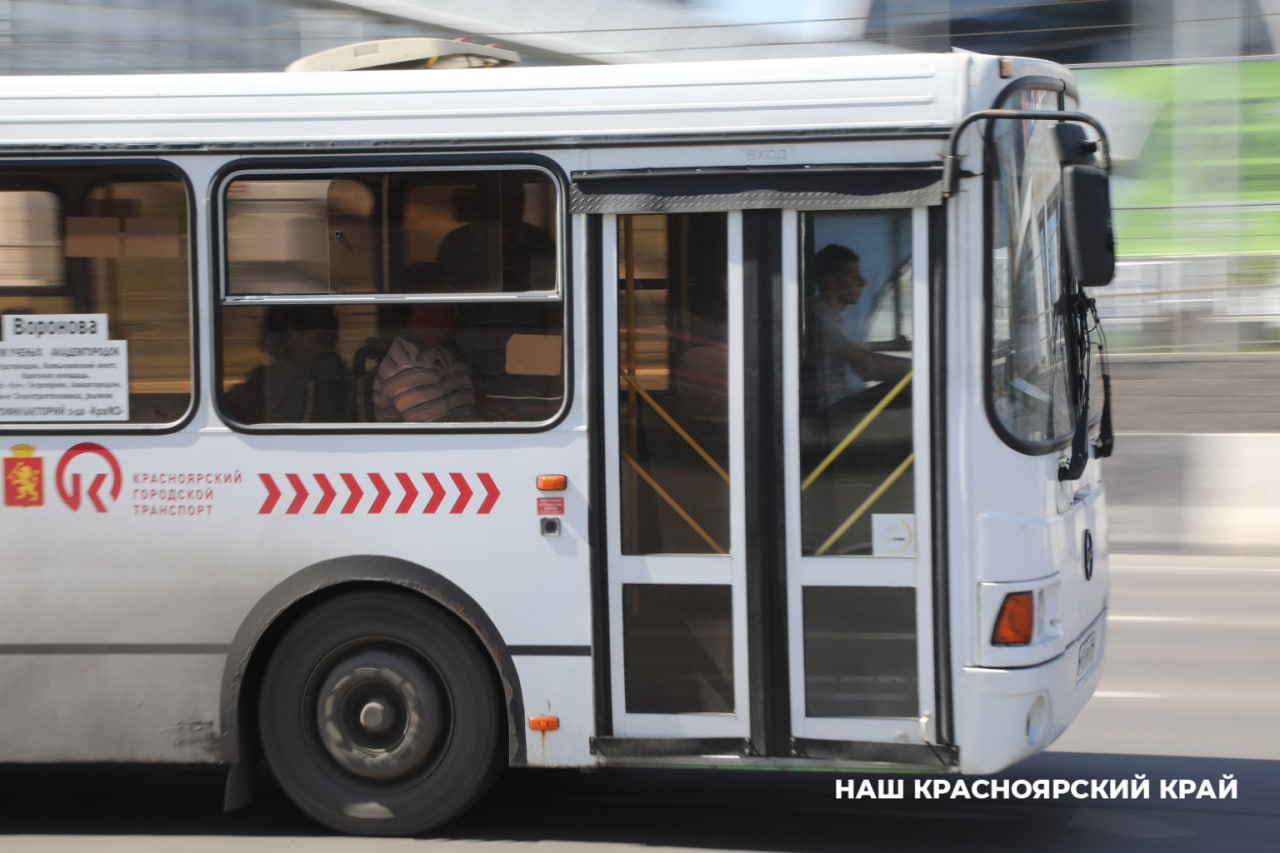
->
<box><xmin>218</xmin><ymin>167</ymin><xmax>564</xmax><ymax>428</ymax></box>
<box><xmin>0</xmin><ymin>170</ymin><xmax>194</xmax><ymax>428</ymax></box>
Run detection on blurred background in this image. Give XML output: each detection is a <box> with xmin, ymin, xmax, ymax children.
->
<box><xmin>3</xmin><ymin>0</ymin><xmax>1275</xmax><ymax>551</ymax></box>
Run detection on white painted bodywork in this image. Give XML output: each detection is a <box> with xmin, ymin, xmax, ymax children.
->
<box><xmin>0</xmin><ymin>54</ymin><xmax>957</xmax><ymax>147</ymax></box>
<box><xmin>0</xmin><ymin>51</ymin><xmax>1107</xmax><ymax>774</ymax></box>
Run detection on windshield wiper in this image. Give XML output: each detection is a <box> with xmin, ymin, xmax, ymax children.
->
<box><xmin>1059</xmin><ymin>293</ymin><xmax>1114</xmax><ymax>481</ymax></box>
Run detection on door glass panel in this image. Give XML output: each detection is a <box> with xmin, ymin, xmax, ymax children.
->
<box><xmin>617</xmin><ymin>213</ymin><xmax>729</xmax><ymax>555</ymax></box>
<box><xmin>798</xmin><ymin>211</ymin><xmax>914</xmax><ymax>556</ymax></box>
<box><xmin>623</xmin><ymin>584</ymin><xmax>734</xmax><ymax>714</ymax></box>
<box><xmin>803</xmin><ymin>586</ymin><xmax>918</xmax><ymax>717</ymax></box>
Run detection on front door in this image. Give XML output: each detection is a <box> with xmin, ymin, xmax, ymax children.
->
<box><xmin>782</xmin><ymin>208</ymin><xmax>938</xmax><ymax>756</ymax></box>
<box><xmin>600</xmin><ymin>202</ymin><xmax>937</xmax><ymax>757</ymax></box>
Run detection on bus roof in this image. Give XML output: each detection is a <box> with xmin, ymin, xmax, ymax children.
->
<box><xmin>0</xmin><ymin>52</ymin><xmax>1072</xmax><ymax>150</ymax></box>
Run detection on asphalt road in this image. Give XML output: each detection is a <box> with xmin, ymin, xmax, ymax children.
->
<box><xmin>1</xmin><ymin>552</ymin><xmax>1276</xmax><ymax>852</ymax></box>
<box><xmin>1051</xmin><ymin>552</ymin><xmax>1280</xmax><ymax>760</ymax></box>
<box><xmin>1108</xmin><ymin>353</ymin><xmax>1280</xmax><ymax>433</ymax></box>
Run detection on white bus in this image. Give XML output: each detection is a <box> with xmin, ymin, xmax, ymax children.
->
<box><xmin>0</xmin><ymin>42</ymin><xmax>1115</xmax><ymax>835</ymax></box>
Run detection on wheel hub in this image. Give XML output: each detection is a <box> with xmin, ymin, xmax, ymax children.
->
<box><xmin>315</xmin><ymin>649</ymin><xmax>446</xmax><ymax>781</ymax></box>
<box><xmin>359</xmin><ymin>699</ymin><xmax>393</xmax><ymax>733</ymax></box>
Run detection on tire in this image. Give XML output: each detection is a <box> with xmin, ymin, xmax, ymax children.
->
<box><xmin>257</xmin><ymin>589</ymin><xmax>505</xmax><ymax>836</ymax></box>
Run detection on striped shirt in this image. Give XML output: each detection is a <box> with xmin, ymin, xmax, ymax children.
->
<box><xmin>372</xmin><ymin>334</ymin><xmax>477</xmax><ymax>422</ymax></box>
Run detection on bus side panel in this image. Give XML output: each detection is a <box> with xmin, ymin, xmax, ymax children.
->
<box><xmin>0</xmin><ymin>654</ymin><xmax>224</xmax><ymax>762</ymax></box>
<box><xmin>0</xmin><ymin>430</ymin><xmax>592</xmax><ymax>763</ymax></box>
<box><xmin>512</xmin><ymin>655</ymin><xmax>595</xmax><ymax>766</ymax></box>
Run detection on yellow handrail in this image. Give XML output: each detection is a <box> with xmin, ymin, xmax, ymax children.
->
<box><xmin>620</xmin><ymin>371</ymin><xmax>730</xmax><ymax>483</ymax></box>
<box><xmin>814</xmin><ymin>453</ymin><xmax>914</xmax><ymax>556</ymax></box>
<box><xmin>802</xmin><ymin>370</ymin><xmax>912</xmax><ymax>491</ymax></box>
<box><xmin>621</xmin><ymin>451</ymin><xmax>726</xmax><ymax>554</ymax></box>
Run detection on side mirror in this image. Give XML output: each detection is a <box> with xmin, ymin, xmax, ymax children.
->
<box><xmin>1063</xmin><ymin>164</ymin><xmax>1115</xmax><ymax>287</ymax></box>
<box><xmin>1055</xmin><ymin>122</ymin><xmax>1098</xmax><ymax>165</ymax></box>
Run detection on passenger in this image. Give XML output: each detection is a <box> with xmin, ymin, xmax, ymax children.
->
<box><xmin>371</xmin><ymin>291</ymin><xmax>477</xmax><ymax>423</ymax></box>
<box><xmin>436</xmin><ymin>177</ymin><xmax>559</xmax><ymax>416</ymax></box>
<box><xmin>436</xmin><ymin>176</ymin><xmax>554</xmax><ymax>292</ymax></box>
<box><xmin>807</xmin><ymin>243</ymin><xmax>909</xmax><ymax>419</ymax></box>
<box><xmin>225</xmin><ymin>305</ymin><xmax>350</xmax><ymax>423</ymax></box>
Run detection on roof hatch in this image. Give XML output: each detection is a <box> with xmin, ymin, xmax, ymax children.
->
<box><xmin>286</xmin><ymin>37</ymin><xmax>519</xmax><ymax>72</ymax></box>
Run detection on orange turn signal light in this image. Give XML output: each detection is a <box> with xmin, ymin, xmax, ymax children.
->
<box><xmin>536</xmin><ymin>475</ymin><xmax>567</xmax><ymax>491</ymax></box>
<box><xmin>529</xmin><ymin>715</ymin><xmax>560</xmax><ymax>731</ymax></box>
<box><xmin>992</xmin><ymin>591</ymin><xmax>1034</xmax><ymax>645</ymax></box>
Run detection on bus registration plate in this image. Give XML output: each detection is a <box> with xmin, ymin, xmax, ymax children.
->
<box><xmin>1076</xmin><ymin>628</ymin><xmax>1098</xmax><ymax>682</ymax></box>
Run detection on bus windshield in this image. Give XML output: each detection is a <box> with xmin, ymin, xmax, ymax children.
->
<box><xmin>988</xmin><ymin>101</ymin><xmax>1076</xmax><ymax>447</ymax></box>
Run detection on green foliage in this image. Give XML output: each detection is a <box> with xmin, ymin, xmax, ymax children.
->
<box><xmin>1076</xmin><ymin>61</ymin><xmax>1280</xmax><ymax>257</ymax></box>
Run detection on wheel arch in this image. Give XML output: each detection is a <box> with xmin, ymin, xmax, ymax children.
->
<box><xmin>219</xmin><ymin>555</ymin><xmax>527</xmax><ymax>808</ymax></box>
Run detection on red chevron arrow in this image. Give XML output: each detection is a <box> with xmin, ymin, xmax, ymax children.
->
<box><xmin>314</xmin><ymin>474</ymin><xmax>337</xmax><ymax>515</ymax></box>
<box><xmin>423</xmin><ymin>473</ymin><xmax>445</xmax><ymax>514</ymax></box>
<box><xmin>340</xmin><ymin>473</ymin><xmax>363</xmax><ymax>514</ymax></box>
<box><xmin>259</xmin><ymin>471</ymin><xmax>500</xmax><ymax>516</ymax></box>
<box><xmin>449</xmin><ymin>473</ymin><xmax>472</xmax><ymax>514</ymax></box>
<box><xmin>285</xmin><ymin>473</ymin><xmax>308</xmax><ymax>514</ymax></box>
<box><xmin>258</xmin><ymin>474</ymin><xmax>281</xmax><ymax>514</ymax></box>
<box><xmin>476</xmin><ymin>472</ymin><xmax>500</xmax><ymax>514</ymax></box>
<box><xmin>395</xmin><ymin>472</ymin><xmax>419</xmax><ymax>514</ymax></box>
<box><xmin>368</xmin><ymin>473</ymin><xmax>391</xmax><ymax>514</ymax></box>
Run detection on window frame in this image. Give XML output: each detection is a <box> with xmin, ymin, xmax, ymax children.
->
<box><xmin>211</xmin><ymin>155</ymin><xmax>571</xmax><ymax>434</ymax></box>
<box><xmin>0</xmin><ymin>158</ymin><xmax>198</xmax><ymax>435</ymax></box>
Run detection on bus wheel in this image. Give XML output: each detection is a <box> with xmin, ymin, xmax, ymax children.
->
<box><xmin>257</xmin><ymin>589</ymin><xmax>504</xmax><ymax>836</ymax></box>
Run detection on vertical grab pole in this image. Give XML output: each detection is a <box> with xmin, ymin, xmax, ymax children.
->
<box><xmin>622</xmin><ymin>216</ymin><xmax>640</xmax><ymax>554</ymax></box>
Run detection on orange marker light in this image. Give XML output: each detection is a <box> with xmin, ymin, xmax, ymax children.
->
<box><xmin>529</xmin><ymin>716</ymin><xmax>560</xmax><ymax>731</ymax></box>
<box><xmin>992</xmin><ymin>591</ymin><xmax>1034</xmax><ymax>645</ymax></box>
<box><xmin>536</xmin><ymin>475</ymin><xmax>567</xmax><ymax>491</ymax></box>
